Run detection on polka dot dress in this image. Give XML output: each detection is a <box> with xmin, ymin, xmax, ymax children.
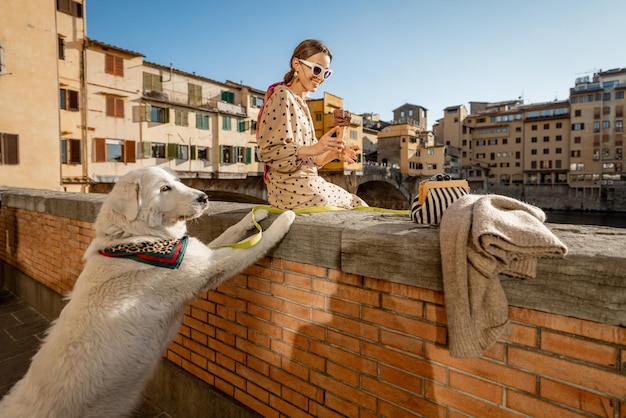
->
<box><xmin>257</xmin><ymin>85</ymin><xmax>367</xmax><ymax>210</ymax></box>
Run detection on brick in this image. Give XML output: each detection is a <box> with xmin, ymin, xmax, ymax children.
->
<box><xmin>247</xmin><ymin>275</ymin><xmax>271</xmax><ymax>293</ymax></box>
<box><xmin>377</xmin><ymin>398</ymin><xmax>429</xmax><ymax>418</ymax></box>
<box><xmin>379</xmin><ymin>364</ymin><xmax>423</xmax><ymax>394</ymax></box>
<box><xmin>326</xmin><ymin>296</ymin><xmax>360</xmax><ymax>318</ymax></box>
<box><xmin>506</xmin><ymin>389</ymin><xmax>588</xmax><ymax>418</ymax></box>
<box><xmin>424</xmin><ymin>343</ymin><xmax>536</xmax><ymax>393</ymax></box>
<box><xmin>313</xmin><ymin>279</ymin><xmax>379</xmax><ymax>307</ymax></box>
<box><xmin>236</xmin><ymin>337</ymin><xmax>281</xmax><ymax>367</ymax></box>
<box><xmin>270</xmin><ymin>365</ymin><xmax>320</xmax><ymax>400</ymax></box>
<box><xmin>510</xmin><ymin>307</ymin><xmax>626</xmax><ymax>346</ymax></box>
<box><xmin>282</xmin><ymin>385</ymin><xmax>309</xmax><ymax>412</ymax></box>
<box><xmin>269</xmin><ymin>394</ymin><xmax>310</xmax><ymax>418</ymax></box>
<box><xmin>364</xmin><ymin>342</ymin><xmax>447</xmax><ymax>383</ymax></box>
<box><xmin>310</xmin><ymin>370</ymin><xmax>377</xmax><ymax>411</ymax></box>
<box><xmin>425</xmin><ymin>381</ymin><xmax>521</xmax><ymax>418</ymax></box>
<box><xmin>449</xmin><ymin>370</ymin><xmax>504</xmax><ymax>405</ymax></box>
<box><xmin>236</xmin><ymin>311</ymin><xmax>282</xmax><ymax>339</ymax></box>
<box><xmin>540</xmin><ymin>330</ymin><xmax>617</xmax><ymax>368</ymax></box>
<box><xmin>311</xmin><ymin>339</ymin><xmax>377</xmax><ymax>375</ymax></box>
<box><xmin>424</xmin><ymin>302</ymin><xmax>447</xmax><ymax>324</ymax></box>
<box><xmin>273</xmin><ymin>259</ymin><xmax>327</xmax><ymax>278</ymax></box>
<box><xmin>324</xmin><ymin>392</ymin><xmax>359</xmax><ymax>418</ymax></box>
<box><xmin>246</xmin><ymin>302</ymin><xmax>271</xmax><ymax>322</ymax></box>
<box><xmin>271</xmin><ymin>339</ymin><xmax>325</xmax><ymax>371</ymax></box>
<box><xmin>282</xmin><ymin>329</ymin><xmax>310</xmax><ymax>351</ymax></box>
<box><xmin>379</xmin><ymin>328</ymin><xmax>424</xmax><ymax>357</ymax></box>
<box><xmin>312</xmin><ymin>309</ymin><xmax>379</xmax><ymax>341</ymax></box>
<box><xmin>245</xmin><ymin>264</ymin><xmax>284</xmax><ymax>283</ymax></box>
<box><xmin>327</xmin><ymin>360</ymin><xmax>360</xmax><ymax>386</ymax></box>
<box><xmin>327</xmin><ymin>329</ymin><xmax>360</xmax><ymax>353</ymax></box>
<box><xmin>272</xmin><ymin>312</ymin><xmax>324</xmax><ymax>340</ymax></box>
<box><xmin>236</xmin><ymin>363</ymin><xmax>280</xmax><ymax>396</ymax></box>
<box><xmin>362</xmin><ymin>306</ymin><xmax>440</xmax><ymax>343</ymax></box>
<box><xmin>328</xmin><ymin>269</ymin><xmax>362</xmax><ymax>286</ymax></box>
<box><xmin>504</xmin><ymin>323</ymin><xmax>537</xmax><ymax>347</ymax></box>
<box><xmin>182</xmin><ymin>358</ymin><xmax>214</xmax><ymax>386</ymax></box>
<box><xmin>246</xmin><ymin>381</ymin><xmax>269</xmax><ymax>404</ymax></box>
<box><xmin>284</xmin><ymin>272</ymin><xmax>312</xmax><ymax>290</ymax></box>
<box><xmin>214</xmin><ymin>377</ymin><xmax>234</xmax><ymax>396</ymax></box>
<box><xmin>508</xmin><ymin>346</ymin><xmax>626</xmax><ymax>398</ymax></box>
<box><xmin>540</xmin><ymin>378</ymin><xmax>616</xmax><ymax>417</ymax></box>
<box><xmin>206</xmin><ymin>361</ymin><xmax>246</xmax><ymax>390</ymax></box>
<box><xmin>234</xmin><ymin>388</ymin><xmax>279</xmax><ymax>418</ymax></box>
<box><xmin>308</xmin><ymin>402</ymin><xmax>347</xmax><ymax>418</ymax></box>
<box><xmin>270</xmin><ymin>283</ymin><xmax>325</xmax><ymax>308</ymax></box>
<box><xmin>282</xmin><ymin>300</ymin><xmax>311</xmax><ymax>320</ymax></box>
<box><xmin>382</xmin><ymin>294</ymin><xmax>423</xmax><ymax>317</ymax></box>
<box><xmin>364</xmin><ymin>376</ymin><xmax>442</xmax><ymax>417</ymax></box>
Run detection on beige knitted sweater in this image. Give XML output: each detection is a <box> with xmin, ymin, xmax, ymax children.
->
<box><xmin>440</xmin><ymin>194</ymin><xmax>568</xmax><ymax>358</ymax></box>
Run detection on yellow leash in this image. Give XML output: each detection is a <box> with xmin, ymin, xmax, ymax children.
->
<box><xmin>209</xmin><ymin>205</ymin><xmax>409</xmax><ymax>249</ymax></box>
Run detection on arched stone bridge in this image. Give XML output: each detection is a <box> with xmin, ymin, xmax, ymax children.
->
<box><xmin>185</xmin><ymin>165</ymin><xmax>418</xmax><ymax>210</ymax></box>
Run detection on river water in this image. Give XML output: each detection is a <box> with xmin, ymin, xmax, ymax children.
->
<box><xmin>545</xmin><ymin>211</ymin><xmax>626</xmax><ymax>229</ymax></box>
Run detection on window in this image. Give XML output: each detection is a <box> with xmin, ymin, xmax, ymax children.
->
<box><xmin>594</xmin><ymin>122</ymin><xmax>600</xmax><ymax>133</ymax></box>
<box><xmin>0</xmin><ymin>133</ymin><xmax>19</xmax><ymax>165</ymax></box>
<box><xmin>251</xmin><ymin>96</ymin><xmax>264</xmax><ymax>108</ymax></box>
<box><xmin>222</xmin><ymin>116</ymin><xmax>232</xmax><ymax>130</ymax></box>
<box><xmin>575</xmin><ymin>110</ymin><xmax>582</xmax><ymax>117</ymax></box>
<box><xmin>616</xmin><ymin>91</ymin><xmax>625</xmax><ymax>100</ymax></box>
<box><xmin>197</xmin><ymin>147</ymin><xmax>209</xmax><ymax>161</ymax></box>
<box><xmin>60</xmin><ymin>138</ymin><xmax>81</xmax><ymax>164</ymax></box>
<box><xmin>177</xmin><ymin>145</ymin><xmax>189</xmax><ymax>160</ymax></box>
<box><xmin>196</xmin><ymin>113</ymin><xmax>210</xmax><ymax>130</ymax></box>
<box><xmin>106</xmin><ymin>96</ymin><xmax>124</xmax><ymax>118</ymax></box>
<box><xmin>220</xmin><ymin>145</ymin><xmax>233</xmax><ymax>163</ymax></box>
<box><xmin>151</xmin><ymin>142</ymin><xmax>166</xmax><ymax>158</ymax></box>
<box><xmin>238</xmin><ymin>119</ymin><xmax>247</xmax><ymax>133</ymax></box>
<box><xmin>603</xmin><ymin>121</ymin><xmax>610</xmax><ymax>130</ymax></box>
<box><xmin>60</xmin><ymin>88</ymin><xmax>79</xmax><ymax>111</ymax></box>
<box><xmin>105</xmin><ymin>54</ymin><xmax>124</xmax><ymax>77</ymax></box>
<box><xmin>144</xmin><ymin>105</ymin><xmax>169</xmax><ymax>123</ymax></box>
<box><xmin>143</xmin><ymin>72</ymin><xmax>162</xmax><ymax>93</ymax></box>
<box><xmin>94</xmin><ymin>138</ymin><xmax>136</xmax><ymax>163</ymax></box>
<box><xmin>221</xmin><ymin>91</ymin><xmax>235</xmax><ymax>104</ymax></box>
<box><xmin>531</xmin><ymin>125</ymin><xmax>537</xmax><ymax>131</ymax></box>
<box><xmin>188</xmin><ymin>83</ymin><xmax>202</xmax><ymax>106</ymax></box>
<box><xmin>572</xmin><ymin>123</ymin><xmax>585</xmax><ymax>131</ymax></box>
<box><xmin>175</xmin><ymin>109</ymin><xmax>188</xmax><ymax>126</ymax></box>
<box><xmin>604</xmin><ymin>92</ymin><xmax>611</xmax><ymax>101</ymax></box>
<box><xmin>58</xmin><ymin>37</ymin><xmax>65</xmax><ymax>60</ymax></box>
<box><xmin>57</xmin><ymin>0</ymin><xmax>83</xmax><ymax>17</ymax></box>
<box><xmin>543</xmin><ymin>136</ymin><xmax>550</xmax><ymax>142</ymax></box>
<box><xmin>543</xmin><ymin>124</ymin><xmax>550</xmax><ymax>129</ymax></box>
<box><xmin>616</xmin><ymin>120</ymin><xmax>623</xmax><ymax>132</ymax></box>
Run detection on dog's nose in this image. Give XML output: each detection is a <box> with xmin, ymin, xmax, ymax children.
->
<box><xmin>197</xmin><ymin>192</ymin><xmax>209</xmax><ymax>205</ymax></box>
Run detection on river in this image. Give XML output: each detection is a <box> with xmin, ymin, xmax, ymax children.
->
<box><xmin>545</xmin><ymin>210</ymin><xmax>626</xmax><ymax>229</ymax></box>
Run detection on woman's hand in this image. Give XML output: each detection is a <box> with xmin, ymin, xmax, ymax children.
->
<box><xmin>339</xmin><ymin>144</ymin><xmax>360</xmax><ymax>164</ymax></box>
<box><xmin>316</xmin><ymin>126</ymin><xmax>345</xmax><ymax>154</ymax></box>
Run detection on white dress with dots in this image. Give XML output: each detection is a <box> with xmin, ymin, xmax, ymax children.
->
<box><xmin>257</xmin><ymin>85</ymin><xmax>367</xmax><ymax>210</ymax></box>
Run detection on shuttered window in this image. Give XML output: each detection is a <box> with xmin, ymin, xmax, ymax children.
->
<box><xmin>60</xmin><ymin>89</ymin><xmax>79</xmax><ymax>111</ymax></box>
<box><xmin>0</xmin><ymin>133</ymin><xmax>19</xmax><ymax>165</ymax></box>
<box><xmin>106</xmin><ymin>96</ymin><xmax>124</xmax><ymax>118</ymax></box>
<box><xmin>105</xmin><ymin>54</ymin><xmax>124</xmax><ymax>77</ymax></box>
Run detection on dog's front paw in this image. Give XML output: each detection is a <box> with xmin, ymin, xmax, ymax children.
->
<box><xmin>281</xmin><ymin>210</ymin><xmax>296</xmax><ymax>224</ymax></box>
<box><xmin>253</xmin><ymin>208</ymin><xmax>269</xmax><ymax>223</ymax></box>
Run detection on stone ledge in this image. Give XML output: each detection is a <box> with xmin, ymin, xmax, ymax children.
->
<box><xmin>1</xmin><ymin>188</ymin><xmax>625</xmax><ymax>327</ymax></box>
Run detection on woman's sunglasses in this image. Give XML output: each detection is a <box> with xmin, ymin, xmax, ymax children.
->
<box><xmin>298</xmin><ymin>59</ymin><xmax>333</xmax><ymax>80</ymax></box>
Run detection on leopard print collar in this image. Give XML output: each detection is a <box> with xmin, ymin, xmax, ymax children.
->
<box><xmin>98</xmin><ymin>236</ymin><xmax>188</xmax><ymax>269</ymax></box>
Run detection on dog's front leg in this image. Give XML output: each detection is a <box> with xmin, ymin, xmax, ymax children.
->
<box><xmin>203</xmin><ymin>210</ymin><xmax>295</xmax><ymax>290</ymax></box>
<box><xmin>208</xmin><ymin>208</ymin><xmax>269</xmax><ymax>248</ymax></box>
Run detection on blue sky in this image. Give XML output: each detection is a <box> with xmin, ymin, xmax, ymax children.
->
<box><xmin>86</xmin><ymin>0</ymin><xmax>626</xmax><ymax>124</ymax></box>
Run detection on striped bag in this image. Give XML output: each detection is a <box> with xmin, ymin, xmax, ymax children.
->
<box><xmin>410</xmin><ymin>175</ymin><xmax>470</xmax><ymax>225</ymax></box>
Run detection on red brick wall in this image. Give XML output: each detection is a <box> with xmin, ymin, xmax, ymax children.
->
<box><xmin>1</xmin><ymin>205</ymin><xmax>625</xmax><ymax>417</ymax></box>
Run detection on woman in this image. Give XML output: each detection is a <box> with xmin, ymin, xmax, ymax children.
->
<box><xmin>256</xmin><ymin>39</ymin><xmax>368</xmax><ymax>210</ymax></box>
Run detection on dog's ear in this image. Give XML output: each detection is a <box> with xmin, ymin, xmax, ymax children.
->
<box><xmin>110</xmin><ymin>180</ymin><xmax>141</xmax><ymax>221</ymax></box>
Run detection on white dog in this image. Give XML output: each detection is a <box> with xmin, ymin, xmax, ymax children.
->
<box><xmin>0</xmin><ymin>166</ymin><xmax>295</xmax><ymax>418</ymax></box>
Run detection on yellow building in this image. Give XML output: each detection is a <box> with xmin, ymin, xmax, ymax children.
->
<box><xmin>0</xmin><ymin>0</ymin><xmax>85</xmax><ymax>190</ymax></box>
<box><xmin>307</xmin><ymin>92</ymin><xmax>364</xmax><ymax>174</ymax></box>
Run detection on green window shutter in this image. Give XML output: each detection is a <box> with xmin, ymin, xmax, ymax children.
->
<box><xmin>144</xmin><ymin>104</ymin><xmax>152</xmax><ymax>122</ymax></box>
<box><xmin>142</xmin><ymin>141</ymin><xmax>152</xmax><ymax>158</ymax></box>
<box><xmin>190</xmin><ymin>145</ymin><xmax>196</xmax><ymax>160</ymax></box>
<box><xmin>245</xmin><ymin>147</ymin><xmax>252</xmax><ymax>164</ymax></box>
<box><xmin>167</xmin><ymin>143</ymin><xmax>177</xmax><ymax>159</ymax></box>
<box><xmin>221</xmin><ymin>91</ymin><xmax>234</xmax><ymax>104</ymax></box>
<box><xmin>219</xmin><ymin>145</ymin><xmax>224</xmax><ymax>163</ymax></box>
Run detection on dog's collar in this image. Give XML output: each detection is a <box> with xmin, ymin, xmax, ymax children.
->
<box><xmin>98</xmin><ymin>236</ymin><xmax>188</xmax><ymax>269</ymax></box>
